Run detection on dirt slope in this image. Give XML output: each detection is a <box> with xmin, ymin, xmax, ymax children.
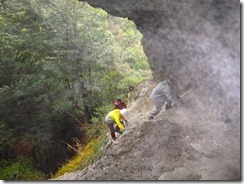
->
<box><xmin>56</xmin><ymin>80</ymin><xmax>240</xmax><ymax>180</ymax></box>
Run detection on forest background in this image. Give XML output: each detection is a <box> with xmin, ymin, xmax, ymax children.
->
<box><xmin>0</xmin><ymin>0</ymin><xmax>151</xmax><ymax>180</ymax></box>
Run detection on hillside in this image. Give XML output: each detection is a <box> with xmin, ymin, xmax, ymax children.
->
<box><xmin>0</xmin><ymin>0</ymin><xmax>240</xmax><ymax>180</ymax></box>
<box><xmin>56</xmin><ymin>79</ymin><xmax>240</xmax><ymax>180</ymax></box>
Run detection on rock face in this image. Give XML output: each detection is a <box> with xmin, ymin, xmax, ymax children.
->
<box><xmin>65</xmin><ymin>0</ymin><xmax>240</xmax><ymax>180</ymax></box>
<box><xmin>81</xmin><ymin>0</ymin><xmax>240</xmax><ymax>118</ymax></box>
<box><xmin>56</xmin><ymin>80</ymin><xmax>240</xmax><ymax>180</ymax></box>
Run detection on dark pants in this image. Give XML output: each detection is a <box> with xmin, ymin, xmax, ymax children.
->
<box><xmin>106</xmin><ymin>121</ymin><xmax>124</xmax><ymax>139</ymax></box>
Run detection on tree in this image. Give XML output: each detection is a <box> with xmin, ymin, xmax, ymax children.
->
<box><xmin>0</xmin><ymin>0</ymin><xmax>150</xmax><ymax>178</ymax></box>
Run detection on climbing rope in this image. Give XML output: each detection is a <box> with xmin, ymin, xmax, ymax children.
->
<box><xmin>178</xmin><ymin>48</ymin><xmax>222</xmax><ymax>99</ymax></box>
<box><xmin>179</xmin><ymin>72</ymin><xmax>216</xmax><ymax>99</ymax></box>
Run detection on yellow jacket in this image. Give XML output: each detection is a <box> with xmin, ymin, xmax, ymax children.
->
<box><xmin>108</xmin><ymin>109</ymin><xmax>125</xmax><ymax>130</ymax></box>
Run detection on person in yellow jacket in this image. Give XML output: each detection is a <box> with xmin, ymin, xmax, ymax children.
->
<box><xmin>105</xmin><ymin>108</ymin><xmax>128</xmax><ymax>141</ymax></box>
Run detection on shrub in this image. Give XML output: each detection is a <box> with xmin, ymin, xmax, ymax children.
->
<box><xmin>0</xmin><ymin>156</ymin><xmax>46</xmax><ymax>180</ymax></box>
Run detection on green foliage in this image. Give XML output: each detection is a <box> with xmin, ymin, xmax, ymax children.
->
<box><xmin>0</xmin><ymin>0</ymin><xmax>151</xmax><ymax>178</ymax></box>
<box><xmin>0</xmin><ymin>122</ymin><xmax>15</xmax><ymax>148</ymax></box>
<box><xmin>0</xmin><ymin>156</ymin><xmax>46</xmax><ymax>180</ymax></box>
<box><xmin>92</xmin><ymin>103</ymin><xmax>114</xmax><ymax>123</ymax></box>
<box><xmin>52</xmin><ymin>124</ymin><xmax>108</xmax><ymax>179</ymax></box>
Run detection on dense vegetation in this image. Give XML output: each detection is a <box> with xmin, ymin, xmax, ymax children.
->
<box><xmin>0</xmin><ymin>0</ymin><xmax>150</xmax><ymax>180</ymax></box>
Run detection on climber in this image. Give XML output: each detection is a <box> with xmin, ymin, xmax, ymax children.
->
<box><xmin>113</xmin><ymin>97</ymin><xmax>127</xmax><ymax>110</ymax></box>
<box><xmin>148</xmin><ymin>79</ymin><xmax>173</xmax><ymax>120</ymax></box>
<box><xmin>127</xmin><ymin>85</ymin><xmax>134</xmax><ymax>101</ymax></box>
<box><xmin>129</xmin><ymin>85</ymin><xmax>134</xmax><ymax>92</ymax></box>
<box><xmin>105</xmin><ymin>108</ymin><xmax>128</xmax><ymax>141</ymax></box>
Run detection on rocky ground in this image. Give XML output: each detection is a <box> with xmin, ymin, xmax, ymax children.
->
<box><xmin>56</xmin><ymin>80</ymin><xmax>240</xmax><ymax>180</ymax></box>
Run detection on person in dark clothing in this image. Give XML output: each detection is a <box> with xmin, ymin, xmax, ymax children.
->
<box><xmin>113</xmin><ymin>97</ymin><xmax>127</xmax><ymax>110</ymax></box>
<box><xmin>129</xmin><ymin>85</ymin><xmax>134</xmax><ymax>92</ymax></box>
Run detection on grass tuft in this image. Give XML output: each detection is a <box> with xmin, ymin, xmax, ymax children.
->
<box><xmin>52</xmin><ymin>124</ymin><xmax>108</xmax><ymax>179</ymax></box>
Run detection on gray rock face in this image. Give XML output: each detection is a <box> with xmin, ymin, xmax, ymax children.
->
<box><xmin>55</xmin><ymin>79</ymin><xmax>240</xmax><ymax>180</ymax></box>
<box><xmin>81</xmin><ymin>0</ymin><xmax>240</xmax><ymax>107</ymax></box>
<box><xmin>68</xmin><ymin>0</ymin><xmax>240</xmax><ymax>180</ymax></box>
<box><xmin>56</xmin><ymin>80</ymin><xmax>240</xmax><ymax>180</ymax></box>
